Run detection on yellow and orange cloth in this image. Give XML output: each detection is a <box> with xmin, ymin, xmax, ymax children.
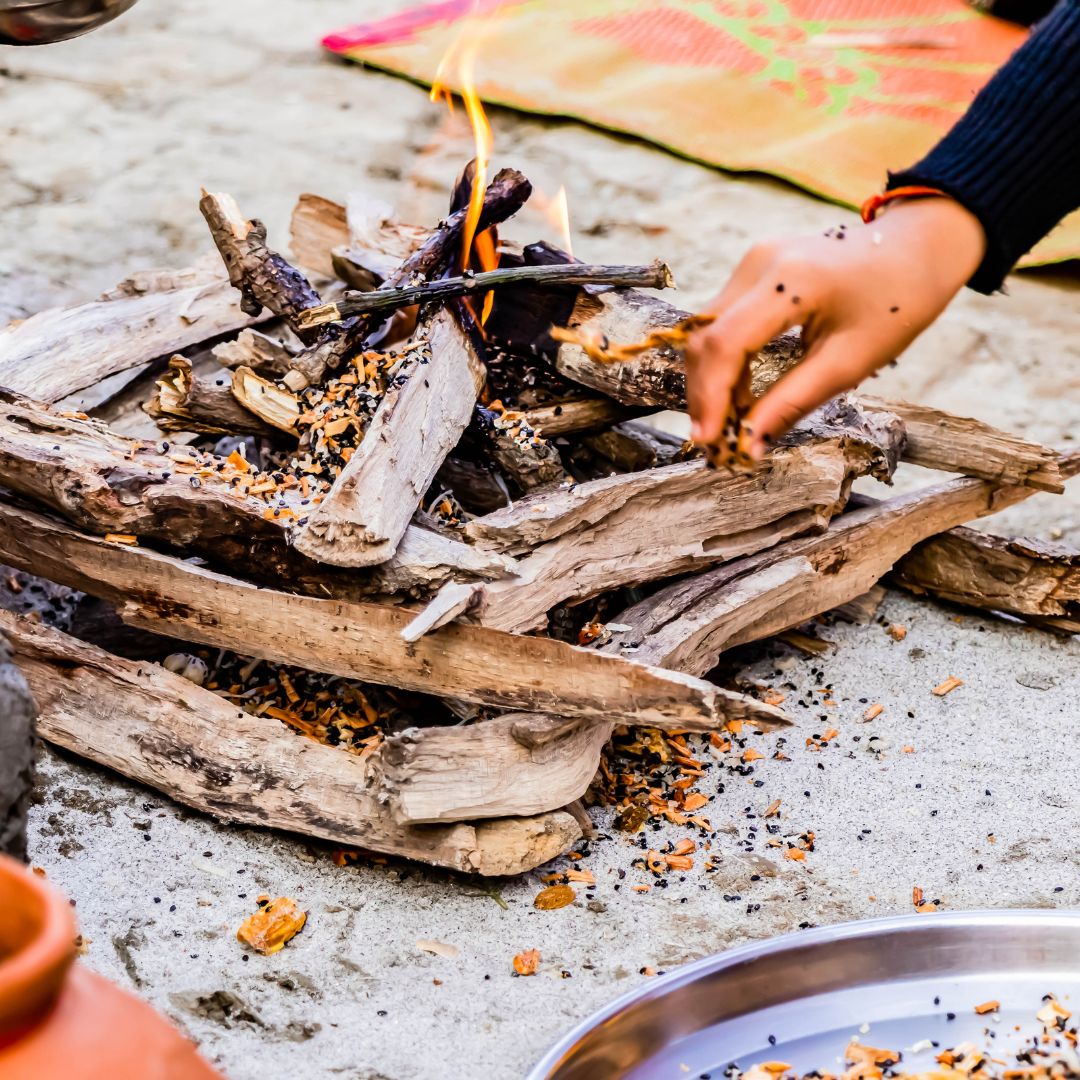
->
<box><xmin>325</xmin><ymin>0</ymin><xmax>1080</xmax><ymax>269</ymax></box>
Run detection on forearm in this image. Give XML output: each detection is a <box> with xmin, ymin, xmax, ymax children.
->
<box><xmin>888</xmin><ymin>0</ymin><xmax>1080</xmax><ymax>292</ymax></box>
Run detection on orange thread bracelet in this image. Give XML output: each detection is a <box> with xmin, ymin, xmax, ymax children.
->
<box><xmin>860</xmin><ymin>185</ymin><xmax>948</xmax><ymax>224</ymax></box>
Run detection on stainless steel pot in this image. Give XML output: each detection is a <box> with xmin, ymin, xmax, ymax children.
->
<box><xmin>0</xmin><ymin>0</ymin><xmax>139</xmax><ymax>45</ymax></box>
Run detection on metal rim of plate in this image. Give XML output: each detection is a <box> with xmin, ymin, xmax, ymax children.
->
<box><xmin>526</xmin><ymin>909</ymin><xmax>1080</xmax><ymax>1080</ymax></box>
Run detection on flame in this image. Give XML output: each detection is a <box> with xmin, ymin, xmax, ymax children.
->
<box><xmin>549</xmin><ymin>185</ymin><xmax>574</xmax><ymax>258</ymax></box>
<box><xmin>430</xmin><ymin>14</ymin><xmax>500</xmax><ymax>324</ymax></box>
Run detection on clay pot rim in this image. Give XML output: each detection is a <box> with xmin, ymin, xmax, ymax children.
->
<box><xmin>0</xmin><ymin>854</ymin><xmax>76</xmax><ymax>1031</ymax></box>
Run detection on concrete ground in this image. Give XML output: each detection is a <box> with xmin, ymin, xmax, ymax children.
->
<box><xmin>3</xmin><ymin>2</ymin><xmax>1080</xmax><ymax>1077</ymax></box>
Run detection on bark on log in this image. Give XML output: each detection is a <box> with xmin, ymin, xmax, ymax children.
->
<box><xmin>3</xmin><ymin>611</ymin><xmax>580</xmax><ymax>875</ymax></box>
<box><xmin>199</xmin><ymin>191</ymin><xmax>322</xmax><ymax>340</ymax></box>
<box><xmin>859</xmin><ymin>395</ymin><xmax>1063</xmax><ymax>493</ymax></box>
<box><xmin>0</xmin><ymin>264</ymin><xmax>259</xmax><ymax>404</ymax></box>
<box><xmin>0</xmin><ymin>631</ymin><xmax>37</xmax><ymax>861</ymax></box>
<box><xmin>0</xmin><ymin>500</ymin><xmax>789</xmax><ymax>731</ymax></box>
<box><xmin>291</xmin><ymin>309</ymin><xmax>486</xmax><ymax>567</ymax></box>
<box><xmin>892</xmin><ymin>528</ymin><xmax>1080</xmax><ymax>630</ymax></box>
<box><xmin>146</xmin><ymin>355</ymin><xmax>282</xmax><ymax>438</ymax></box>
<box><xmin>598</xmin><ymin>457</ymin><xmax>1079</xmax><ymax>676</ymax></box>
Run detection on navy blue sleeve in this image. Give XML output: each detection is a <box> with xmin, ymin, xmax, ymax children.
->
<box><xmin>887</xmin><ymin>0</ymin><xmax>1080</xmax><ymax>293</ymax></box>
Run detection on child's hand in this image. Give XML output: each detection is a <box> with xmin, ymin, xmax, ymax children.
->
<box><xmin>684</xmin><ymin>196</ymin><xmax>986</xmax><ymax>463</ymax></box>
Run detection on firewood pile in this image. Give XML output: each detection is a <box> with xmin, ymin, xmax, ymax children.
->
<box><xmin>0</xmin><ymin>163</ymin><xmax>1076</xmax><ymax>876</ymax></box>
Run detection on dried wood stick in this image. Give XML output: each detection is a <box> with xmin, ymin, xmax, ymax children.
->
<box><xmin>598</xmin><ymin>450</ymin><xmax>1080</xmax><ymax>676</ymax></box>
<box><xmin>0</xmin><ymin>388</ymin><xmax>513</xmax><ymax>597</ymax></box>
<box><xmin>199</xmin><ymin>190</ymin><xmax>323</xmax><ymax>340</ymax></box>
<box><xmin>858</xmin><ymin>395</ymin><xmax>1063</xmax><ymax>493</ymax></box>
<box><xmin>521</xmin><ymin>396</ymin><xmax>642</xmax><ymax>437</ymax></box>
<box><xmin>145</xmin><ymin>355</ymin><xmax>281</xmax><ymax>438</ymax></box>
<box><xmin>375</xmin><ymin>714</ymin><xmax>611</xmax><ymax>825</ymax></box>
<box><xmin>463</xmin><ymin>404</ymin><xmax>904</xmax><ymax>633</ymax></box>
<box><xmin>297</xmin><ymin>260</ymin><xmax>674</xmax><ymax>330</ymax></box>
<box><xmin>212</xmin><ymin>328</ymin><xmax>297</xmax><ymax>380</ymax></box>
<box><xmin>287</xmin><ymin>168</ymin><xmax>533</xmax><ymax>387</ymax></box>
<box><xmin>229</xmin><ymin>366</ymin><xmax>301</xmax><ymax>434</ymax></box>
<box><xmin>0</xmin><ymin>264</ymin><xmax>259</xmax><ymax>404</ymax></box>
<box><xmin>0</xmin><ymin>499</ymin><xmax>789</xmax><ymax>732</ymax></box>
<box><xmin>4</xmin><ymin>611</ymin><xmax>581</xmax><ymax>875</ymax></box>
<box><xmin>893</xmin><ymin>527</ymin><xmax>1080</xmax><ymax>632</ymax></box>
<box><xmin>290</xmin><ymin>309</ymin><xmax>486</xmax><ymax>567</ymax></box>
<box><xmin>471</xmin><ymin>404</ymin><xmax>570</xmax><ymax>495</ymax></box>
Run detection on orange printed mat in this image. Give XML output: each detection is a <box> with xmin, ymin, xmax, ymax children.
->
<box><xmin>324</xmin><ymin>0</ymin><xmax>1080</xmax><ymax>269</ymax></box>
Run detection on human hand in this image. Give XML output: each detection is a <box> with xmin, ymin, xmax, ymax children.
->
<box><xmin>684</xmin><ymin>196</ymin><xmax>987</xmax><ymax>467</ymax></box>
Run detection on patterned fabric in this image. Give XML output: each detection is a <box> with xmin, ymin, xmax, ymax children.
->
<box><xmin>324</xmin><ymin>0</ymin><xmax>1080</xmax><ymax>268</ymax></box>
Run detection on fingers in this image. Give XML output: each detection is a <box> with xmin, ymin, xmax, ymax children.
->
<box><xmin>685</xmin><ymin>283</ymin><xmax>804</xmax><ymax>448</ymax></box>
<box><xmin>742</xmin><ymin>332</ymin><xmax>878</xmax><ymax>459</ymax></box>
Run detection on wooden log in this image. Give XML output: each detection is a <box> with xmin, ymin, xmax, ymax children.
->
<box><xmin>522</xmin><ymin>396</ymin><xmax>642</xmax><ymax>437</ymax></box>
<box><xmin>598</xmin><ymin>454</ymin><xmax>1080</xmax><ymax>676</ymax></box>
<box><xmin>199</xmin><ymin>191</ymin><xmax>323</xmax><ymax>339</ymax></box>
<box><xmin>145</xmin><ymin>355</ymin><xmax>282</xmax><ymax>438</ymax></box>
<box><xmin>0</xmin><ymin>500</ymin><xmax>789</xmax><ymax>731</ymax></box>
<box><xmin>434</xmin><ymin>456</ymin><xmax>510</xmax><ymax>515</ymax></box>
<box><xmin>0</xmin><ymin>264</ymin><xmax>258</xmax><ymax>404</ymax></box>
<box><xmin>229</xmin><ymin>366</ymin><xmax>301</xmax><ymax>434</ymax></box>
<box><xmin>297</xmin><ymin>260</ymin><xmax>675</xmax><ymax>329</ymax></box>
<box><xmin>290</xmin><ymin>309</ymin><xmax>486</xmax><ymax>567</ymax></box>
<box><xmin>892</xmin><ymin>529</ymin><xmax>1080</xmax><ymax>631</ymax></box>
<box><xmin>465</xmin><ymin>398</ymin><xmax>900</xmax><ymax>555</ymax></box>
<box><xmin>375</xmin><ymin>713</ymin><xmax>611</xmax><ymax>825</ymax></box>
<box><xmin>582</xmin><ymin>420</ymin><xmax>691</xmax><ymax>473</ymax></box>
<box><xmin>212</xmin><ymin>328</ymin><xmax>298</xmax><ymax>380</ymax></box>
<box><xmin>0</xmin><ymin>388</ymin><xmax>512</xmax><ymax>597</ymax></box>
<box><xmin>3</xmin><ymin>611</ymin><xmax>580</xmax><ymax>875</ymax></box>
<box><xmin>472</xmin><ymin>405</ymin><xmax>571</xmax><ymax>495</ymax></box>
<box><xmin>859</xmin><ymin>395</ymin><xmax>1063</xmax><ymax>493</ymax></box>
<box><xmin>289</xmin><ymin>193</ymin><xmax>350</xmax><ymax>280</ymax></box>
<box><xmin>466</xmin><ymin>445</ymin><xmax>863</xmax><ymax>634</ymax></box>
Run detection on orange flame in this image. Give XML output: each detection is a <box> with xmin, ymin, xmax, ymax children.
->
<box><xmin>430</xmin><ymin>18</ymin><xmax>500</xmax><ymax>324</ymax></box>
<box><xmin>548</xmin><ymin>185</ymin><xmax>574</xmax><ymax>258</ymax></box>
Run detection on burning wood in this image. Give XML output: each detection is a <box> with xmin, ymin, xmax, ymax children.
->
<box><xmin>0</xmin><ymin>161</ymin><xmax>1074</xmax><ymax>872</ymax></box>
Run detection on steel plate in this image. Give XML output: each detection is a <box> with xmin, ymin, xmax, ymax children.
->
<box><xmin>527</xmin><ymin>910</ymin><xmax>1080</xmax><ymax>1080</ymax></box>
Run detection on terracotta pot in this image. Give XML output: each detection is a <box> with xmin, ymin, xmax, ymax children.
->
<box><xmin>0</xmin><ymin>854</ymin><xmax>222</xmax><ymax>1079</ymax></box>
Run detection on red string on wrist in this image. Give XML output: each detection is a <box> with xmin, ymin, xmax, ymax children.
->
<box><xmin>861</xmin><ymin>185</ymin><xmax>948</xmax><ymax>223</ymax></box>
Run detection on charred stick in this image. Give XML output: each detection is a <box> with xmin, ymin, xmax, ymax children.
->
<box><xmin>286</xmin><ymin>167</ymin><xmax>533</xmax><ymax>387</ymax></box>
<box><xmin>199</xmin><ymin>191</ymin><xmax>323</xmax><ymax>343</ymax></box>
<box><xmin>297</xmin><ymin>260</ymin><xmax>674</xmax><ymax>330</ymax></box>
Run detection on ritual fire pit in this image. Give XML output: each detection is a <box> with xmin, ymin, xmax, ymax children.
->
<box><xmin>0</xmin><ymin>162</ymin><xmax>1075</xmax><ymax>875</ymax></box>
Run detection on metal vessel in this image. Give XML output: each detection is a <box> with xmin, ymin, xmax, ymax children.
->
<box><xmin>0</xmin><ymin>0</ymin><xmax>139</xmax><ymax>45</ymax></box>
<box><xmin>528</xmin><ymin>910</ymin><xmax>1080</xmax><ymax>1080</ymax></box>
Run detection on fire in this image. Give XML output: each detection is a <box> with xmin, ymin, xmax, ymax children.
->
<box><xmin>551</xmin><ymin>185</ymin><xmax>573</xmax><ymax>257</ymax></box>
<box><xmin>430</xmin><ymin>16</ymin><xmax>500</xmax><ymax>323</ymax></box>
<box><xmin>428</xmin><ymin>7</ymin><xmax>576</xmax><ymax>324</ymax></box>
